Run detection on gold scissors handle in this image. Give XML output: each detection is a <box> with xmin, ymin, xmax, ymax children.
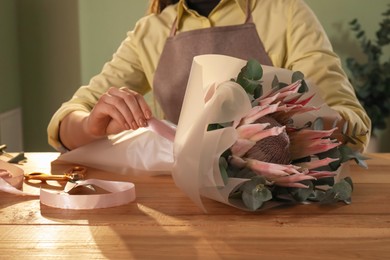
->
<box><xmin>24</xmin><ymin>166</ymin><xmax>87</xmax><ymax>182</ymax></box>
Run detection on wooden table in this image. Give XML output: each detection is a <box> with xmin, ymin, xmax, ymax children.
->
<box><xmin>1</xmin><ymin>153</ymin><xmax>389</xmax><ymax>259</ymax></box>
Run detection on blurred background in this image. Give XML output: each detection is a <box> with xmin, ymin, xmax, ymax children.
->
<box><xmin>0</xmin><ymin>0</ymin><xmax>389</xmax><ymax>152</ymax></box>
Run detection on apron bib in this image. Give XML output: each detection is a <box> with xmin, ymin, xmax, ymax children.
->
<box><xmin>153</xmin><ymin>0</ymin><xmax>273</xmax><ymax>124</ymax></box>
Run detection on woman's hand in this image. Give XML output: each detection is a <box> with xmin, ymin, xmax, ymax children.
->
<box><xmin>59</xmin><ymin>87</ymin><xmax>152</xmax><ymax>150</ymax></box>
<box><xmin>86</xmin><ymin>87</ymin><xmax>152</xmax><ymax>137</ymax></box>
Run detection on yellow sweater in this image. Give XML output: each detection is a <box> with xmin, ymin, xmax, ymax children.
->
<box><xmin>48</xmin><ymin>0</ymin><xmax>371</xmax><ymax>151</ymax></box>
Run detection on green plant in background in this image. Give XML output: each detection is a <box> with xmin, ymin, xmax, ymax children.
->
<box><xmin>346</xmin><ymin>4</ymin><xmax>390</xmax><ymax>133</ymax></box>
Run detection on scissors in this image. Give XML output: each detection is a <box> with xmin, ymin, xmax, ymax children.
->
<box><xmin>24</xmin><ymin>166</ymin><xmax>87</xmax><ymax>183</ymax></box>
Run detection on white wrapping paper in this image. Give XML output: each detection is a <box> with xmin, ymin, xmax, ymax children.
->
<box><xmin>56</xmin><ymin>118</ymin><xmax>175</xmax><ymax>174</ymax></box>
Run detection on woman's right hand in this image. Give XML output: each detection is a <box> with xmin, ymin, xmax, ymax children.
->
<box><xmin>85</xmin><ymin>87</ymin><xmax>152</xmax><ymax>137</ymax></box>
<box><xmin>60</xmin><ymin>87</ymin><xmax>152</xmax><ymax>150</ymax></box>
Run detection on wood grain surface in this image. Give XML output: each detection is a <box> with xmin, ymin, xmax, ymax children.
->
<box><xmin>1</xmin><ymin>153</ymin><xmax>389</xmax><ymax>259</ymax></box>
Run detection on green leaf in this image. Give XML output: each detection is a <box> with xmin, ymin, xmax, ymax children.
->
<box><xmin>240</xmin><ymin>176</ymin><xmax>272</xmax><ymax>210</ymax></box>
<box><xmin>272</xmin><ymin>186</ymin><xmax>296</xmax><ymax>201</ymax></box>
<box><xmin>272</xmin><ymin>75</ymin><xmax>279</xmax><ymax>88</ymax></box>
<box><xmin>343</xmin><ymin>197</ymin><xmax>352</xmax><ymax>205</ymax></box>
<box><xmin>308</xmin><ymin>189</ymin><xmax>326</xmax><ymax>202</ymax></box>
<box><xmin>292</xmin><ymin>71</ymin><xmax>305</xmax><ymax>82</ymax></box>
<box><xmin>332</xmin><ymin>179</ymin><xmax>353</xmax><ymax>201</ymax></box>
<box><xmin>344</xmin><ymin>176</ymin><xmax>354</xmax><ymax>191</ymax></box>
<box><xmin>291</xmin><ymin>71</ymin><xmax>308</xmax><ymax>93</ymax></box>
<box><xmin>357</xmin><ymin>30</ymin><xmax>365</xmax><ymax>38</ymax></box>
<box><xmin>245</xmin><ymin>59</ymin><xmax>263</xmax><ymax>80</ymax></box>
<box><xmin>320</xmin><ymin>178</ymin><xmax>353</xmax><ymax>204</ymax></box>
<box><xmin>321</xmin><ymin>189</ymin><xmax>339</xmax><ymax>204</ymax></box>
<box><xmin>349</xmin><ymin>19</ymin><xmax>358</xmax><ymax>26</ymax></box>
<box><xmin>312</xmin><ymin>176</ymin><xmax>335</xmax><ymax>187</ymax></box>
<box><xmin>236</xmin><ymin>59</ymin><xmax>263</xmax><ymax>96</ymax></box>
<box><xmin>288</xmin><ymin>181</ymin><xmax>314</xmax><ymax>202</ymax></box>
<box><xmin>207</xmin><ymin>123</ymin><xmax>224</xmax><ymax>131</ymax></box>
<box><xmin>317</xmin><ymin>147</ymin><xmax>342</xmax><ymax>171</ymax></box>
<box><xmin>312</xmin><ymin>117</ymin><xmax>324</xmax><ymax>130</ymax></box>
<box><xmin>253</xmin><ymin>85</ymin><xmax>262</xmax><ymax>99</ymax></box>
<box><xmin>298</xmin><ymin>79</ymin><xmax>309</xmax><ymax>93</ymax></box>
<box><xmin>338</xmin><ymin>145</ymin><xmax>369</xmax><ymax>169</ymax></box>
<box><xmin>275</xmin><ymin>82</ymin><xmax>289</xmax><ymax>91</ymax></box>
<box><xmin>219</xmin><ymin>157</ymin><xmax>229</xmax><ymax>186</ymax></box>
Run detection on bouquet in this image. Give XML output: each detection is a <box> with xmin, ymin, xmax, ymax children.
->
<box><xmin>173</xmin><ymin>54</ymin><xmax>367</xmax><ymax>212</ymax></box>
<box><xmin>55</xmin><ymin>54</ymin><xmax>367</xmax><ymax>212</ymax></box>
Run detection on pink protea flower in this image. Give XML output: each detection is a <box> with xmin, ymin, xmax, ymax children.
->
<box><xmin>229</xmin><ymin>79</ymin><xmax>340</xmax><ymax>189</ymax></box>
<box><xmin>212</xmin><ymin>59</ymin><xmax>368</xmax><ymax>211</ymax></box>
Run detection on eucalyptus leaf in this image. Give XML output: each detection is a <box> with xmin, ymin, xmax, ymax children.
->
<box><xmin>245</xmin><ymin>59</ymin><xmax>263</xmax><ymax>80</ymax></box>
<box><xmin>228</xmin><ymin>166</ymin><xmax>256</xmax><ymax>179</ymax></box>
<box><xmin>292</xmin><ymin>71</ymin><xmax>305</xmax><ymax>82</ymax></box>
<box><xmin>235</xmin><ymin>59</ymin><xmax>263</xmax><ymax>96</ymax></box>
<box><xmin>288</xmin><ymin>181</ymin><xmax>314</xmax><ymax>202</ymax></box>
<box><xmin>219</xmin><ymin>157</ymin><xmax>229</xmax><ymax>186</ymax></box>
<box><xmin>312</xmin><ymin>176</ymin><xmax>335</xmax><ymax>187</ymax></box>
<box><xmin>207</xmin><ymin>123</ymin><xmax>223</xmax><ymax>131</ymax></box>
<box><xmin>275</xmin><ymin>82</ymin><xmax>289</xmax><ymax>91</ymax></box>
<box><xmin>332</xmin><ymin>179</ymin><xmax>353</xmax><ymax>201</ymax></box>
<box><xmin>298</xmin><ymin>79</ymin><xmax>309</xmax><ymax>93</ymax></box>
<box><xmin>253</xmin><ymin>85</ymin><xmax>262</xmax><ymax>99</ymax></box>
<box><xmin>338</xmin><ymin>145</ymin><xmax>369</xmax><ymax>168</ymax></box>
<box><xmin>317</xmin><ymin>147</ymin><xmax>342</xmax><ymax>171</ymax></box>
<box><xmin>320</xmin><ymin>189</ymin><xmax>339</xmax><ymax>204</ymax></box>
<box><xmin>272</xmin><ymin>187</ymin><xmax>295</xmax><ymax>202</ymax></box>
<box><xmin>343</xmin><ymin>197</ymin><xmax>352</xmax><ymax>205</ymax></box>
<box><xmin>272</xmin><ymin>75</ymin><xmax>279</xmax><ymax>88</ymax></box>
<box><xmin>344</xmin><ymin>176</ymin><xmax>354</xmax><ymax>191</ymax></box>
<box><xmin>240</xmin><ymin>176</ymin><xmax>272</xmax><ymax>210</ymax></box>
<box><xmin>312</xmin><ymin>117</ymin><xmax>324</xmax><ymax>130</ymax></box>
<box><xmin>308</xmin><ymin>189</ymin><xmax>326</xmax><ymax>202</ymax></box>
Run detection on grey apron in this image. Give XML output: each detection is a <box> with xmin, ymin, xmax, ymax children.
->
<box><xmin>153</xmin><ymin>0</ymin><xmax>273</xmax><ymax>124</ymax></box>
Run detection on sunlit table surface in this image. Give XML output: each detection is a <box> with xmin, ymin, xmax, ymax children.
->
<box><xmin>1</xmin><ymin>152</ymin><xmax>389</xmax><ymax>259</ymax></box>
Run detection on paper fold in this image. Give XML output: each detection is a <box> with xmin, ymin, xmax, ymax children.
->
<box><xmin>56</xmin><ymin>121</ymin><xmax>174</xmax><ymax>175</ymax></box>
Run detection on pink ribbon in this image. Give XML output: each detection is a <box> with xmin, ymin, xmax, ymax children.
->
<box><xmin>0</xmin><ymin>159</ymin><xmax>136</xmax><ymax>209</ymax></box>
<box><xmin>40</xmin><ymin>179</ymin><xmax>136</xmax><ymax>209</ymax></box>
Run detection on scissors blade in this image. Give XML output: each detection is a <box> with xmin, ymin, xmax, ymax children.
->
<box><xmin>64</xmin><ymin>181</ymin><xmax>78</xmax><ymax>193</ymax></box>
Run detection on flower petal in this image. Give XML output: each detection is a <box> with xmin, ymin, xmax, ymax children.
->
<box><xmin>263</xmin><ymin>80</ymin><xmax>302</xmax><ymax>99</ymax></box>
<box><xmin>296</xmin><ymin>157</ymin><xmax>339</xmax><ymax>170</ymax></box>
<box><xmin>289</xmin><ymin>128</ymin><xmax>337</xmax><ymax>142</ymax></box>
<box><xmin>255</xmin><ymin>93</ymin><xmax>280</xmax><ymax>106</ymax></box>
<box><xmin>249</xmin><ymin>126</ymin><xmax>286</xmax><ymax>142</ymax></box>
<box><xmin>236</xmin><ymin>123</ymin><xmax>270</xmax><ymax>139</ymax></box>
<box><xmin>275</xmin><ymin>182</ymin><xmax>310</xmax><ymax>189</ymax></box>
<box><xmin>307</xmin><ymin>171</ymin><xmax>338</xmax><ymax>179</ymax></box>
<box><xmin>290</xmin><ymin>139</ymin><xmax>341</xmax><ymax>160</ymax></box>
<box><xmin>231</xmin><ymin>139</ymin><xmax>256</xmax><ymax>157</ymax></box>
<box><xmin>229</xmin><ymin>155</ymin><xmax>247</xmax><ymax>168</ymax></box>
<box><xmin>246</xmin><ymin>159</ymin><xmax>301</xmax><ymax>179</ymax></box>
<box><xmin>274</xmin><ymin>174</ymin><xmax>316</xmax><ymax>184</ymax></box>
<box><xmin>241</xmin><ymin>103</ymin><xmax>280</xmax><ymax>125</ymax></box>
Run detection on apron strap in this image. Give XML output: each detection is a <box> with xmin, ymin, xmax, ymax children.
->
<box><xmin>170</xmin><ymin>17</ymin><xmax>178</xmax><ymax>37</ymax></box>
<box><xmin>245</xmin><ymin>0</ymin><xmax>254</xmax><ymax>23</ymax></box>
<box><xmin>170</xmin><ymin>0</ymin><xmax>252</xmax><ymax>37</ymax></box>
